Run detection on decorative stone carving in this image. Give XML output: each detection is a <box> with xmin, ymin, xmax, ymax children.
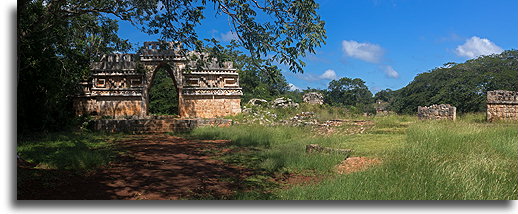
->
<box><xmin>303</xmin><ymin>92</ymin><xmax>324</xmax><ymax>105</ymax></box>
<box><xmin>74</xmin><ymin>41</ymin><xmax>242</xmax><ymax>118</ymax></box>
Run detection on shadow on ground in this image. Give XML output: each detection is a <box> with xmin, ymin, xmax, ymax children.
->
<box><xmin>18</xmin><ymin>135</ymin><xmax>259</xmax><ymax>200</ymax></box>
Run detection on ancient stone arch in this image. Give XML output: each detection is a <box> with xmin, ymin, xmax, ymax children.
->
<box><xmin>74</xmin><ymin>41</ymin><xmax>242</xmax><ymax>118</ymax></box>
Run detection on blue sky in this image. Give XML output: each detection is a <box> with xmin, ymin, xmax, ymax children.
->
<box><xmin>116</xmin><ymin>0</ymin><xmax>517</xmax><ymax>93</ymax></box>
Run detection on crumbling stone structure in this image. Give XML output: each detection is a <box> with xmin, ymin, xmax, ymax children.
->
<box><xmin>303</xmin><ymin>92</ymin><xmax>324</xmax><ymax>105</ymax></box>
<box><xmin>486</xmin><ymin>90</ymin><xmax>518</xmax><ymax>122</ymax></box>
<box><xmin>374</xmin><ymin>100</ymin><xmax>391</xmax><ymax>116</ymax></box>
<box><xmin>74</xmin><ymin>41</ymin><xmax>242</xmax><ymax>118</ymax></box>
<box><xmin>417</xmin><ymin>104</ymin><xmax>456</xmax><ymax>120</ymax></box>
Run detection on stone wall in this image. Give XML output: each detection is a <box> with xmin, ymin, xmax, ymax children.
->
<box><xmin>74</xmin><ymin>97</ymin><xmax>144</xmax><ymax>117</ymax></box>
<box><xmin>417</xmin><ymin>104</ymin><xmax>456</xmax><ymax>120</ymax></box>
<box><xmin>179</xmin><ymin>95</ymin><xmax>242</xmax><ymax>118</ymax></box>
<box><xmin>93</xmin><ymin>117</ymin><xmax>233</xmax><ymax>133</ymax></box>
<box><xmin>75</xmin><ymin>41</ymin><xmax>242</xmax><ymax>120</ymax></box>
<box><xmin>486</xmin><ymin>90</ymin><xmax>518</xmax><ymax>122</ymax></box>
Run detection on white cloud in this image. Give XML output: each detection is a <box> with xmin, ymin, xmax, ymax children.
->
<box><xmin>342</xmin><ymin>40</ymin><xmax>384</xmax><ymax>63</ymax></box>
<box><xmin>383</xmin><ymin>65</ymin><xmax>399</xmax><ymax>78</ymax></box>
<box><xmin>288</xmin><ymin>83</ymin><xmax>301</xmax><ymax>91</ymax></box>
<box><xmin>296</xmin><ymin>69</ymin><xmax>338</xmax><ymax>82</ymax></box>
<box><xmin>220</xmin><ymin>31</ymin><xmax>238</xmax><ymax>42</ymax></box>
<box><xmin>319</xmin><ymin>69</ymin><xmax>337</xmax><ymax>80</ymax></box>
<box><xmin>455</xmin><ymin>36</ymin><xmax>503</xmax><ymax>59</ymax></box>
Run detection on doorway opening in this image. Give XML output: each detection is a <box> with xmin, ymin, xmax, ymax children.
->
<box><xmin>148</xmin><ymin>67</ymin><xmax>179</xmax><ymax>116</ymax></box>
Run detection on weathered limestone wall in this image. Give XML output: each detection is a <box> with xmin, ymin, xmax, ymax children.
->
<box><xmin>93</xmin><ymin>117</ymin><xmax>232</xmax><ymax>133</ymax></box>
<box><xmin>487</xmin><ymin>90</ymin><xmax>518</xmax><ymax>122</ymax></box>
<box><xmin>179</xmin><ymin>95</ymin><xmax>241</xmax><ymax>118</ymax></box>
<box><xmin>417</xmin><ymin>104</ymin><xmax>456</xmax><ymax>120</ymax></box>
<box><xmin>75</xmin><ymin>42</ymin><xmax>243</xmax><ymax>121</ymax></box>
<box><xmin>74</xmin><ymin>97</ymin><xmax>143</xmax><ymax>117</ymax></box>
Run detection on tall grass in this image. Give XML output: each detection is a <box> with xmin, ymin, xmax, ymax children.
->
<box><xmin>17</xmin><ymin>132</ymin><xmax>119</xmax><ymax>171</ymax></box>
<box><xmin>190</xmin><ymin>125</ymin><xmax>349</xmax><ymax>173</ymax></box>
<box><xmin>276</xmin><ymin>121</ymin><xmax>518</xmax><ymax>200</ymax></box>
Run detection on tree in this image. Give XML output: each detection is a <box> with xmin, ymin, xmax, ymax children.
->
<box><xmin>148</xmin><ymin>68</ymin><xmax>178</xmax><ymax>115</ymax></box>
<box><xmin>374</xmin><ymin>89</ymin><xmax>396</xmax><ymax>103</ymax></box>
<box><xmin>18</xmin><ymin>0</ymin><xmax>131</xmax><ymax>132</ymax></box>
<box><xmin>391</xmin><ymin>50</ymin><xmax>518</xmax><ymax>114</ymax></box>
<box><xmin>18</xmin><ymin>0</ymin><xmax>327</xmax><ymax>132</ymax></box>
<box><xmin>201</xmin><ymin>40</ymin><xmax>290</xmax><ymax>102</ymax></box>
<box><xmin>326</xmin><ymin>77</ymin><xmax>373</xmax><ymax>107</ymax></box>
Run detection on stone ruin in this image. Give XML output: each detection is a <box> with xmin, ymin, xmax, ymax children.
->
<box><xmin>247</xmin><ymin>98</ymin><xmax>268</xmax><ymax>106</ymax></box>
<box><xmin>417</xmin><ymin>104</ymin><xmax>456</xmax><ymax>120</ymax></box>
<box><xmin>374</xmin><ymin>100</ymin><xmax>391</xmax><ymax>116</ymax></box>
<box><xmin>270</xmin><ymin>97</ymin><xmax>299</xmax><ymax>108</ymax></box>
<box><xmin>74</xmin><ymin>41</ymin><xmax>242</xmax><ymax>119</ymax></box>
<box><xmin>486</xmin><ymin>90</ymin><xmax>518</xmax><ymax>122</ymax></box>
<box><xmin>302</xmin><ymin>92</ymin><xmax>324</xmax><ymax>105</ymax></box>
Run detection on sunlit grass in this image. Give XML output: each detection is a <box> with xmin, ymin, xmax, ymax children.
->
<box><xmin>276</xmin><ymin>120</ymin><xmax>518</xmax><ymax>200</ymax></box>
<box><xmin>190</xmin><ymin>112</ymin><xmax>517</xmax><ymax>200</ymax></box>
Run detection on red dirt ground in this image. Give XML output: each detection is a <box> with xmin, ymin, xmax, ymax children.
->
<box><xmin>17</xmin><ymin>135</ymin><xmax>256</xmax><ymax>200</ymax></box>
<box><xmin>335</xmin><ymin>157</ymin><xmax>382</xmax><ymax>174</ymax></box>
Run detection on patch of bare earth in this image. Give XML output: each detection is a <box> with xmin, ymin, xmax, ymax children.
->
<box><xmin>336</xmin><ymin>157</ymin><xmax>381</xmax><ymax>174</ymax></box>
<box><xmin>273</xmin><ymin>172</ymin><xmax>326</xmax><ymax>189</ymax></box>
<box><xmin>18</xmin><ymin>135</ymin><xmax>256</xmax><ymax>200</ymax></box>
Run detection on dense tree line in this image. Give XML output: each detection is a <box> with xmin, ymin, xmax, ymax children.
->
<box><xmin>237</xmin><ymin>50</ymin><xmax>518</xmax><ymax>115</ymax></box>
<box><xmin>390</xmin><ymin>50</ymin><xmax>518</xmax><ymax>114</ymax></box>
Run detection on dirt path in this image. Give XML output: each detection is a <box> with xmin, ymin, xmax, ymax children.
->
<box><xmin>18</xmin><ymin>135</ymin><xmax>254</xmax><ymax>200</ymax></box>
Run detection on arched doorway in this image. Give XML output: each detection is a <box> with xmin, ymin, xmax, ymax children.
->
<box><xmin>144</xmin><ymin>63</ymin><xmax>180</xmax><ymax>116</ymax></box>
<box><xmin>74</xmin><ymin>41</ymin><xmax>243</xmax><ymax>119</ymax></box>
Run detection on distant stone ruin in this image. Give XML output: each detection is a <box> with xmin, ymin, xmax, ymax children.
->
<box><xmin>303</xmin><ymin>92</ymin><xmax>324</xmax><ymax>105</ymax></box>
<box><xmin>270</xmin><ymin>97</ymin><xmax>299</xmax><ymax>108</ymax></box>
<box><xmin>486</xmin><ymin>90</ymin><xmax>518</xmax><ymax>122</ymax></box>
<box><xmin>374</xmin><ymin>100</ymin><xmax>391</xmax><ymax>116</ymax></box>
<box><xmin>74</xmin><ymin>41</ymin><xmax>242</xmax><ymax>119</ymax></box>
<box><xmin>417</xmin><ymin>104</ymin><xmax>456</xmax><ymax>120</ymax></box>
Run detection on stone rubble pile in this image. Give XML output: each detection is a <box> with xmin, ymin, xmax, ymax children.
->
<box><xmin>302</xmin><ymin>92</ymin><xmax>324</xmax><ymax>105</ymax></box>
<box><xmin>270</xmin><ymin>97</ymin><xmax>299</xmax><ymax>108</ymax></box>
<box><xmin>247</xmin><ymin>98</ymin><xmax>268</xmax><ymax>106</ymax></box>
<box><xmin>281</xmin><ymin>112</ymin><xmax>318</xmax><ymax>126</ymax></box>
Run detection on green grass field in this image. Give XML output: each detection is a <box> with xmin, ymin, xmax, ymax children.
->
<box><xmin>189</xmin><ymin>113</ymin><xmax>518</xmax><ymax>200</ymax></box>
<box><xmin>17</xmin><ymin>111</ymin><xmax>517</xmax><ymax>200</ymax></box>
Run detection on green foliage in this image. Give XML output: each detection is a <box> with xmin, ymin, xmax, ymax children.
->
<box><xmin>18</xmin><ymin>0</ymin><xmax>131</xmax><ymax>132</ymax></box>
<box><xmin>392</xmin><ymin>50</ymin><xmax>518</xmax><ymax>114</ymax></box>
<box><xmin>131</xmin><ymin>0</ymin><xmax>327</xmax><ymax>73</ymax></box>
<box><xmin>374</xmin><ymin>89</ymin><xmax>396</xmax><ymax>102</ymax></box>
<box><xmin>17</xmin><ymin>132</ymin><xmax>119</xmax><ymax>171</ymax></box>
<box><xmin>18</xmin><ymin>0</ymin><xmax>326</xmax><ymax>133</ymax></box>
<box><xmin>148</xmin><ymin>68</ymin><xmax>178</xmax><ymax>115</ymax></box>
<box><xmin>202</xmin><ymin>41</ymin><xmax>291</xmax><ymax>102</ymax></box>
<box><xmin>326</xmin><ymin>77</ymin><xmax>373</xmax><ymax>112</ymax></box>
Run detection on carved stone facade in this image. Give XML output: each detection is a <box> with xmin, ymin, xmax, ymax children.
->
<box><xmin>486</xmin><ymin>90</ymin><xmax>518</xmax><ymax>122</ymax></box>
<box><xmin>417</xmin><ymin>104</ymin><xmax>456</xmax><ymax>120</ymax></box>
<box><xmin>74</xmin><ymin>41</ymin><xmax>242</xmax><ymax>118</ymax></box>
